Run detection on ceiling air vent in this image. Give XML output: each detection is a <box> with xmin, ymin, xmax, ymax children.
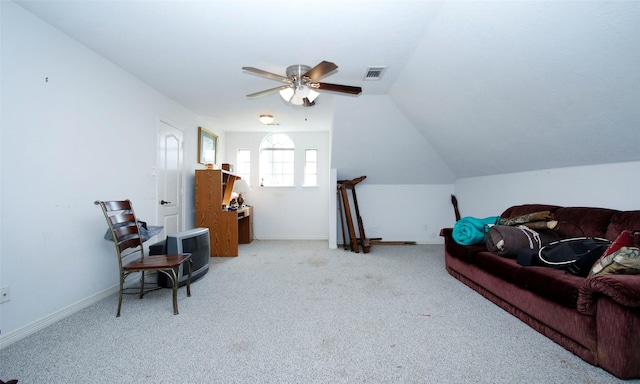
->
<box><xmin>363</xmin><ymin>66</ymin><xmax>387</xmax><ymax>81</ymax></box>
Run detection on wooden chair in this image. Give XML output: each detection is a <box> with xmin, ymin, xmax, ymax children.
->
<box><xmin>95</xmin><ymin>200</ymin><xmax>192</xmax><ymax>317</ymax></box>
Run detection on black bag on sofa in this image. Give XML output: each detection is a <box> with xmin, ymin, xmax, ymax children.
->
<box><xmin>537</xmin><ymin>237</ymin><xmax>612</xmax><ymax>277</ymax></box>
<box><xmin>517</xmin><ymin>248</ymin><xmax>543</xmax><ymax>267</ymax></box>
<box><xmin>487</xmin><ymin>225</ymin><xmax>560</xmax><ymax>258</ymax></box>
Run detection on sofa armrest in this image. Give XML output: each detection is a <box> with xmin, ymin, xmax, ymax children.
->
<box><xmin>577</xmin><ymin>274</ymin><xmax>640</xmax><ymax>315</ymax></box>
<box><xmin>440</xmin><ymin>227</ymin><xmax>451</xmax><ymax>237</ymax></box>
<box><xmin>441</xmin><ymin>227</ymin><xmax>488</xmax><ymax>264</ymax></box>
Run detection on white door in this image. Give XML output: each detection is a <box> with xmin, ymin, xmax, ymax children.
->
<box><xmin>157</xmin><ymin>119</ymin><xmax>184</xmax><ymax>237</ymax></box>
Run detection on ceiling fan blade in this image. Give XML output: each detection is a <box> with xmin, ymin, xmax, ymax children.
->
<box><xmin>246</xmin><ymin>85</ymin><xmax>291</xmax><ymax>98</ymax></box>
<box><xmin>242</xmin><ymin>67</ymin><xmax>289</xmax><ymax>82</ymax></box>
<box><xmin>303</xmin><ymin>61</ymin><xmax>338</xmax><ymax>81</ymax></box>
<box><xmin>313</xmin><ymin>82</ymin><xmax>362</xmax><ymax>95</ymax></box>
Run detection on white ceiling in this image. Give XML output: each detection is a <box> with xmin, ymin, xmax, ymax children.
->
<box><xmin>15</xmin><ymin>0</ymin><xmax>640</xmax><ymax>179</ymax></box>
<box><xmin>15</xmin><ymin>0</ymin><xmax>443</xmax><ymax>132</ymax></box>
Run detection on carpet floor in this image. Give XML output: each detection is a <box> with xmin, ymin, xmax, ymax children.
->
<box><xmin>0</xmin><ymin>241</ymin><xmax>636</xmax><ymax>383</ymax></box>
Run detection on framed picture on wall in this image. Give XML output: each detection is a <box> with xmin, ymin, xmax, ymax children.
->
<box><xmin>198</xmin><ymin>127</ymin><xmax>218</xmax><ymax>165</ymax></box>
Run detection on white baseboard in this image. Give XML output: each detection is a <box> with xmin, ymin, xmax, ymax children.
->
<box><xmin>416</xmin><ymin>240</ymin><xmax>445</xmax><ymax>245</ymax></box>
<box><xmin>251</xmin><ymin>236</ymin><xmax>329</xmax><ymax>241</ymax></box>
<box><xmin>338</xmin><ymin>240</ymin><xmax>445</xmax><ymax>246</ymax></box>
<box><xmin>0</xmin><ymin>285</ymin><xmax>118</xmax><ymax>349</ymax></box>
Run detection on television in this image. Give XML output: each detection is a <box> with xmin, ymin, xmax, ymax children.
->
<box><xmin>151</xmin><ymin>227</ymin><xmax>210</xmax><ymax>288</ymax></box>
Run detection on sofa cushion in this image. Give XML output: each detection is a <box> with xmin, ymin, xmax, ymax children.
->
<box><xmin>606</xmin><ymin>211</ymin><xmax>640</xmax><ymax>240</ymax></box>
<box><xmin>474</xmin><ymin>251</ymin><xmax>522</xmax><ymax>282</ymax></box>
<box><xmin>513</xmin><ymin>266</ymin><xmax>584</xmax><ymax>308</ymax></box>
<box><xmin>446</xmin><ymin>241</ymin><xmax>487</xmax><ymax>264</ymax></box>
<box><xmin>553</xmin><ymin>207</ymin><xmax>619</xmax><ymax>239</ymax></box>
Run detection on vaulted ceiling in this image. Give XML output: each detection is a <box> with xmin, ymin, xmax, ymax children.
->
<box><xmin>15</xmin><ymin>0</ymin><xmax>640</xmax><ymax>181</ymax></box>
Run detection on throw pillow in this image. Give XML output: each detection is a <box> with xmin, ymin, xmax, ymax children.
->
<box><xmin>589</xmin><ymin>230</ymin><xmax>640</xmax><ymax>276</ymax></box>
<box><xmin>499</xmin><ymin>210</ymin><xmax>552</xmax><ymax>226</ymax></box>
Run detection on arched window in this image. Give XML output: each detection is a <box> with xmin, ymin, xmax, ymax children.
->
<box><xmin>236</xmin><ymin>148</ymin><xmax>251</xmax><ymax>186</ymax></box>
<box><xmin>259</xmin><ymin>133</ymin><xmax>295</xmax><ymax>187</ymax></box>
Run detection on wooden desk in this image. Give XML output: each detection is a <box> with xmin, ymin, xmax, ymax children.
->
<box><xmin>238</xmin><ymin>206</ymin><xmax>253</xmax><ymax>244</ymax></box>
<box><xmin>194</xmin><ymin>170</ymin><xmax>253</xmax><ymax>257</ymax></box>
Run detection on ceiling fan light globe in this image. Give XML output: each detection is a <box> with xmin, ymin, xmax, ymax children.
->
<box><xmin>290</xmin><ymin>95</ymin><xmax>304</xmax><ymax>105</ymax></box>
<box><xmin>279</xmin><ymin>88</ymin><xmax>294</xmax><ymax>102</ymax></box>
<box><xmin>295</xmin><ymin>84</ymin><xmax>311</xmax><ymax>98</ymax></box>
<box><xmin>307</xmin><ymin>89</ymin><xmax>320</xmax><ymax>102</ymax></box>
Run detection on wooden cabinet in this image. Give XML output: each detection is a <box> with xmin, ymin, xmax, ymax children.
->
<box><xmin>195</xmin><ymin>169</ymin><xmax>253</xmax><ymax>257</ymax></box>
<box><xmin>238</xmin><ymin>206</ymin><xmax>253</xmax><ymax>244</ymax></box>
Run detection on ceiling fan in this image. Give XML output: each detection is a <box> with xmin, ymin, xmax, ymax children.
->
<box><xmin>242</xmin><ymin>61</ymin><xmax>362</xmax><ymax>106</ymax></box>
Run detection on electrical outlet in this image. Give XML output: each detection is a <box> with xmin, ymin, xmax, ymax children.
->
<box><xmin>423</xmin><ymin>224</ymin><xmax>429</xmax><ymax>231</ymax></box>
<box><xmin>0</xmin><ymin>286</ymin><xmax>9</xmax><ymax>303</ymax></box>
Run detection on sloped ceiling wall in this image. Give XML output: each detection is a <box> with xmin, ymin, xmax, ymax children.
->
<box><xmin>332</xmin><ymin>95</ymin><xmax>456</xmax><ymax>184</ymax></box>
<box><xmin>390</xmin><ymin>1</ymin><xmax>640</xmax><ymax>178</ymax></box>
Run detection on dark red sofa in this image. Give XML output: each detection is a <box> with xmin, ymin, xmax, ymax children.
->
<box><xmin>442</xmin><ymin>204</ymin><xmax>640</xmax><ymax>379</ymax></box>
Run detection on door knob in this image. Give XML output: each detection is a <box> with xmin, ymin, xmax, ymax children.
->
<box><xmin>160</xmin><ymin>200</ymin><xmax>172</xmax><ymax>205</ymax></box>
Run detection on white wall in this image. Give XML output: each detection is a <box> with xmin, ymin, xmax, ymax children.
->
<box><xmin>329</xmin><ymin>94</ymin><xmax>457</xmax><ymax>245</ymax></box>
<box><xmin>332</xmin><ymin>95</ymin><xmax>456</xmax><ymax>184</ymax></box>
<box><xmin>453</xmin><ymin>161</ymin><xmax>640</xmax><ymax>218</ymax></box>
<box><xmin>336</xmin><ymin>184</ymin><xmax>455</xmax><ymax>245</ymax></box>
<box><xmin>340</xmin><ymin>161</ymin><xmax>640</xmax><ymax>247</ymax></box>
<box><xmin>0</xmin><ymin>2</ymin><xmax>216</xmax><ymax>339</ymax></box>
<box><xmin>225</xmin><ymin>131</ymin><xmax>331</xmax><ymax>240</ymax></box>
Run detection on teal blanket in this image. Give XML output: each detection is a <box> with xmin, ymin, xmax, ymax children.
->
<box><xmin>453</xmin><ymin>216</ymin><xmax>500</xmax><ymax>245</ymax></box>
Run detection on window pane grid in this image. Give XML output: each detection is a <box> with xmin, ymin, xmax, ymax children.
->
<box><xmin>260</xmin><ymin>134</ymin><xmax>295</xmax><ymax>187</ymax></box>
<box><xmin>304</xmin><ymin>149</ymin><xmax>318</xmax><ymax>187</ymax></box>
<box><xmin>237</xmin><ymin>149</ymin><xmax>250</xmax><ymax>186</ymax></box>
